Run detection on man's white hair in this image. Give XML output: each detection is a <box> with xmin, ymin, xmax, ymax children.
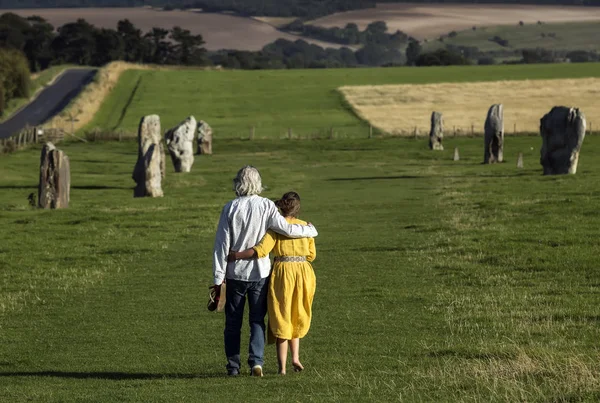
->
<box><xmin>233</xmin><ymin>165</ymin><xmax>263</xmax><ymax>197</ymax></box>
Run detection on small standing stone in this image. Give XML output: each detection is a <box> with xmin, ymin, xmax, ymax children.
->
<box><xmin>133</xmin><ymin>115</ymin><xmax>164</xmax><ymax>197</ymax></box>
<box><xmin>484</xmin><ymin>104</ymin><xmax>504</xmax><ymax>163</ymax></box>
<box><xmin>517</xmin><ymin>152</ymin><xmax>524</xmax><ymax>169</ymax></box>
<box><xmin>540</xmin><ymin>106</ymin><xmax>586</xmax><ymax>175</ymax></box>
<box><xmin>429</xmin><ymin>111</ymin><xmax>444</xmax><ymax>151</ymax></box>
<box><xmin>196</xmin><ymin>120</ymin><xmax>213</xmax><ymax>155</ymax></box>
<box><xmin>38</xmin><ymin>142</ymin><xmax>70</xmax><ymax>209</ymax></box>
<box><xmin>165</xmin><ymin>116</ymin><xmax>196</xmax><ymax>173</ymax></box>
<box><xmin>453</xmin><ymin>147</ymin><xmax>460</xmax><ymax>161</ymax></box>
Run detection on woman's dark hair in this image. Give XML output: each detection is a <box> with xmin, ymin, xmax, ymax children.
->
<box><xmin>275</xmin><ymin>191</ymin><xmax>301</xmax><ymax>218</ymax></box>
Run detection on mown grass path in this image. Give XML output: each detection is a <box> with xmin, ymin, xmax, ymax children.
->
<box><xmin>1</xmin><ymin>136</ymin><xmax>600</xmax><ymax>401</ymax></box>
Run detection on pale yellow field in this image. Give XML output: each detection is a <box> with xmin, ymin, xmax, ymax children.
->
<box><xmin>311</xmin><ymin>3</ymin><xmax>600</xmax><ymax>40</ymax></box>
<box><xmin>339</xmin><ymin>78</ymin><xmax>600</xmax><ymax>136</ymax></box>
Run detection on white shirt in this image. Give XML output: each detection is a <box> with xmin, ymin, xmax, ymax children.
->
<box><xmin>213</xmin><ymin>195</ymin><xmax>318</xmax><ymax>284</ymax></box>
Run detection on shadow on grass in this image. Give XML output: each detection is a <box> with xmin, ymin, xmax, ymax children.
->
<box><xmin>328</xmin><ymin>173</ymin><xmax>530</xmax><ymax>181</ymax></box>
<box><xmin>0</xmin><ymin>371</ymin><xmax>223</xmax><ymax>380</ymax></box>
<box><xmin>71</xmin><ymin>185</ymin><xmax>130</xmax><ymax>190</ymax></box>
<box><xmin>0</xmin><ymin>185</ymin><xmax>37</xmax><ymax>189</ymax></box>
<box><xmin>0</xmin><ymin>185</ymin><xmax>129</xmax><ymax>190</ymax></box>
<box><xmin>328</xmin><ymin>175</ymin><xmax>420</xmax><ymax>181</ymax></box>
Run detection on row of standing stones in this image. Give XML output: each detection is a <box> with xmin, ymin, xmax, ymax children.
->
<box><xmin>37</xmin><ymin>115</ymin><xmax>213</xmax><ymax>208</ymax></box>
<box><xmin>132</xmin><ymin>115</ymin><xmax>213</xmax><ymax>198</ymax></box>
<box><xmin>429</xmin><ymin>105</ymin><xmax>587</xmax><ymax>175</ymax></box>
<box><xmin>36</xmin><ymin>106</ymin><xmax>587</xmax><ymax>209</ymax></box>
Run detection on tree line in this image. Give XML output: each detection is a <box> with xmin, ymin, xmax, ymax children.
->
<box><xmin>0</xmin><ymin>13</ymin><xmax>413</xmax><ymax>70</ymax></box>
<box><xmin>0</xmin><ymin>12</ymin><xmax>206</xmax><ymax>72</ymax></box>
<box><xmin>283</xmin><ymin>20</ymin><xmax>411</xmax><ymax>47</ymax></box>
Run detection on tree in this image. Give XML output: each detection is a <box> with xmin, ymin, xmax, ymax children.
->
<box><xmin>169</xmin><ymin>26</ymin><xmax>205</xmax><ymax>65</ymax></box>
<box><xmin>117</xmin><ymin>19</ymin><xmax>145</xmax><ymax>62</ymax></box>
<box><xmin>52</xmin><ymin>19</ymin><xmax>97</xmax><ymax>65</ymax></box>
<box><xmin>344</xmin><ymin>23</ymin><xmax>360</xmax><ymax>44</ymax></box>
<box><xmin>406</xmin><ymin>39</ymin><xmax>422</xmax><ymax>66</ymax></box>
<box><xmin>144</xmin><ymin>27</ymin><xmax>171</xmax><ymax>64</ymax></box>
<box><xmin>93</xmin><ymin>28</ymin><xmax>124</xmax><ymax>65</ymax></box>
<box><xmin>521</xmin><ymin>48</ymin><xmax>555</xmax><ymax>64</ymax></box>
<box><xmin>23</xmin><ymin>17</ymin><xmax>55</xmax><ymax>71</ymax></box>
<box><xmin>0</xmin><ymin>48</ymin><xmax>31</xmax><ymax>104</ymax></box>
<box><xmin>416</xmin><ymin>49</ymin><xmax>471</xmax><ymax>66</ymax></box>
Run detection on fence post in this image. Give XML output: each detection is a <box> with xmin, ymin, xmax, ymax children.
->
<box><xmin>288</xmin><ymin>128</ymin><xmax>292</xmax><ymax>139</ymax></box>
<box><xmin>329</xmin><ymin>127</ymin><xmax>334</xmax><ymax>140</ymax></box>
<box><xmin>590</xmin><ymin>122</ymin><xmax>593</xmax><ymax>135</ymax></box>
<box><xmin>471</xmin><ymin>124</ymin><xmax>474</xmax><ymax>136</ymax></box>
<box><xmin>514</xmin><ymin>123</ymin><xmax>517</xmax><ymax>134</ymax></box>
<box><xmin>250</xmin><ymin>126</ymin><xmax>255</xmax><ymax>140</ymax></box>
<box><xmin>453</xmin><ymin>126</ymin><xmax>456</xmax><ymax>137</ymax></box>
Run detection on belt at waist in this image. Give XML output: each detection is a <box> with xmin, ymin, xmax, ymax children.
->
<box><xmin>273</xmin><ymin>256</ymin><xmax>307</xmax><ymax>263</ymax></box>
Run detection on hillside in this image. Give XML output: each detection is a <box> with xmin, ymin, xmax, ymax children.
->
<box><xmin>6</xmin><ymin>8</ymin><xmax>347</xmax><ymax>51</ymax></box>
<box><xmin>309</xmin><ymin>3</ymin><xmax>600</xmax><ymax>41</ymax></box>
<box><xmin>1</xmin><ymin>1</ymin><xmax>600</xmax><ymax>19</ymax></box>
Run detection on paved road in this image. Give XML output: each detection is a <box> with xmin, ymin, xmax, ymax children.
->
<box><xmin>0</xmin><ymin>69</ymin><xmax>97</xmax><ymax>139</ymax></box>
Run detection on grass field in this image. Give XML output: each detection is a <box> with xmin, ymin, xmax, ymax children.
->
<box><xmin>309</xmin><ymin>3</ymin><xmax>600</xmax><ymax>41</ymax></box>
<box><xmin>425</xmin><ymin>21</ymin><xmax>600</xmax><ymax>53</ymax></box>
<box><xmin>2</xmin><ymin>135</ymin><xmax>600</xmax><ymax>401</ymax></box>
<box><xmin>340</xmin><ymin>78</ymin><xmax>600</xmax><ymax>135</ymax></box>
<box><xmin>86</xmin><ymin>63</ymin><xmax>600</xmax><ymax>139</ymax></box>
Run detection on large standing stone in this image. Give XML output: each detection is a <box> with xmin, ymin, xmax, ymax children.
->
<box><xmin>133</xmin><ymin>115</ymin><xmax>164</xmax><ymax>197</ymax></box>
<box><xmin>484</xmin><ymin>104</ymin><xmax>504</xmax><ymax>164</ymax></box>
<box><xmin>165</xmin><ymin>116</ymin><xmax>196</xmax><ymax>173</ymax></box>
<box><xmin>429</xmin><ymin>111</ymin><xmax>444</xmax><ymax>151</ymax></box>
<box><xmin>38</xmin><ymin>142</ymin><xmax>70</xmax><ymax>209</ymax></box>
<box><xmin>196</xmin><ymin>120</ymin><xmax>213</xmax><ymax>155</ymax></box>
<box><xmin>540</xmin><ymin>106</ymin><xmax>586</xmax><ymax>175</ymax></box>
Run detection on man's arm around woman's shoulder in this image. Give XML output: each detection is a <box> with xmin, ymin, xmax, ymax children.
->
<box><xmin>266</xmin><ymin>199</ymin><xmax>317</xmax><ymax>238</ymax></box>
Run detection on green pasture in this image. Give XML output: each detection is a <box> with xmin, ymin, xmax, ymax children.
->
<box><xmin>87</xmin><ymin>63</ymin><xmax>600</xmax><ymax>139</ymax></box>
<box><xmin>2</xmin><ymin>134</ymin><xmax>600</xmax><ymax>401</ymax></box>
<box><xmin>426</xmin><ymin>21</ymin><xmax>600</xmax><ymax>53</ymax></box>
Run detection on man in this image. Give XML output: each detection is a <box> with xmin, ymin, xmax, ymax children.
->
<box><xmin>213</xmin><ymin>166</ymin><xmax>318</xmax><ymax>377</ymax></box>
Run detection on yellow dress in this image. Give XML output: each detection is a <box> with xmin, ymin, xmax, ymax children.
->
<box><xmin>253</xmin><ymin>217</ymin><xmax>316</xmax><ymax>342</ymax></box>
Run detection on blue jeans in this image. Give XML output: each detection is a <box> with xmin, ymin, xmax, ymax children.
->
<box><xmin>224</xmin><ymin>278</ymin><xmax>268</xmax><ymax>371</ymax></box>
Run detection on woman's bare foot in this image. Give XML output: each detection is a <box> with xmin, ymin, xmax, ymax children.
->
<box><xmin>278</xmin><ymin>370</ymin><xmax>286</xmax><ymax>375</ymax></box>
<box><xmin>292</xmin><ymin>361</ymin><xmax>304</xmax><ymax>372</ymax></box>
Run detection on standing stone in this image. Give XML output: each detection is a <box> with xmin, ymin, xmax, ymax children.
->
<box><xmin>453</xmin><ymin>147</ymin><xmax>460</xmax><ymax>161</ymax></box>
<box><xmin>484</xmin><ymin>104</ymin><xmax>504</xmax><ymax>164</ymax></box>
<box><xmin>165</xmin><ymin>116</ymin><xmax>196</xmax><ymax>173</ymax></box>
<box><xmin>540</xmin><ymin>106</ymin><xmax>586</xmax><ymax>175</ymax></box>
<box><xmin>196</xmin><ymin>120</ymin><xmax>213</xmax><ymax>155</ymax></box>
<box><xmin>429</xmin><ymin>111</ymin><xmax>444</xmax><ymax>150</ymax></box>
<box><xmin>517</xmin><ymin>153</ymin><xmax>524</xmax><ymax>169</ymax></box>
<box><xmin>133</xmin><ymin>115</ymin><xmax>164</xmax><ymax>197</ymax></box>
<box><xmin>38</xmin><ymin>142</ymin><xmax>70</xmax><ymax>209</ymax></box>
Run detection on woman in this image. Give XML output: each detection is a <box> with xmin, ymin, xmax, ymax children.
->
<box><xmin>228</xmin><ymin>191</ymin><xmax>316</xmax><ymax>375</ymax></box>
